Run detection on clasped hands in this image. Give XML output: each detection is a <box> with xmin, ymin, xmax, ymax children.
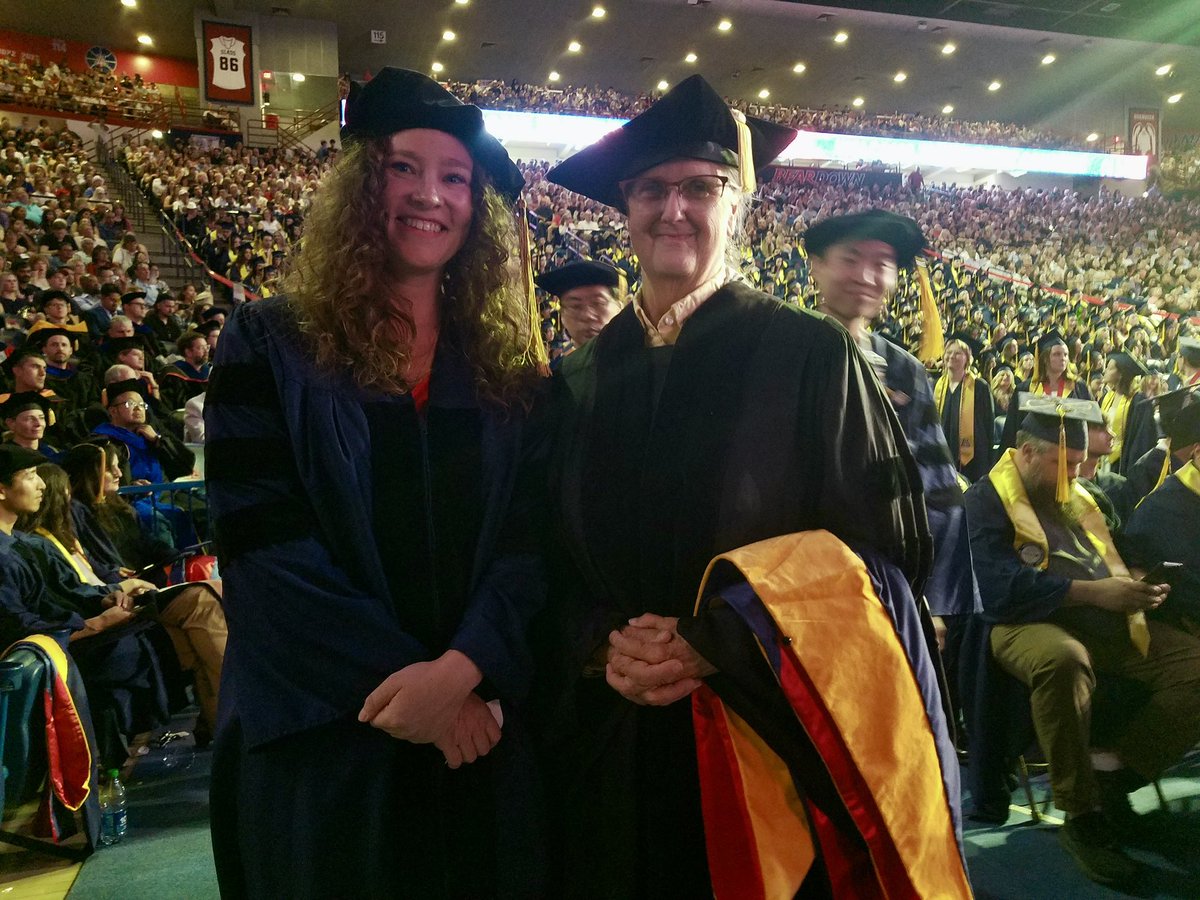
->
<box><xmin>358</xmin><ymin>650</ymin><xmax>501</xmax><ymax>769</ymax></box>
<box><xmin>605</xmin><ymin>613</ymin><xmax>716</xmax><ymax>706</ymax></box>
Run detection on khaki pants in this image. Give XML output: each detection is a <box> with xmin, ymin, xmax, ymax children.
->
<box><xmin>157</xmin><ymin>582</ymin><xmax>227</xmax><ymax>728</ymax></box>
<box><xmin>991</xmin><ymin>608</ymin><xmax>1200</xmax><ymax>815</ymax></box>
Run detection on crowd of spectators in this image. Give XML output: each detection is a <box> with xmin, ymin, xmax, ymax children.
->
<box><xmin>452</xmin><ymin>78</ymin><xmax>1098</xmax><ymax>151</ymax></box>
<box><xmin>0</xmin><ymin>118</ymin><xmax>232</xmax><ymax>770</ymax></box>
<box><xmin>0</xmin><ymin>57</ymin><xmax>166</xmax><ymax>123</ymax></box>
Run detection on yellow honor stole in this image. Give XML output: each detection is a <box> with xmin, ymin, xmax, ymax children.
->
<box><xmin>934</xmin><ymin>372</ymin><xmax>975</xmax><ymax>468</ymax></box>
<box><xmin>1176</xmin><ymin>460</ymin><xmax>1200</xmax><ymax>498</ymax></box>
<box><xmin>1100</xmin><ymin>390</ymin><xmax>1132</xmax><ymax>464</ymax></box>
<box><xmin>988</xmin><ymin>449</ymin><xmax>1149</xmax><ymax>655</ymax></box>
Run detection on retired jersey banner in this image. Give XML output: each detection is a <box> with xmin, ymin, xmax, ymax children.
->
<box><xmin>1128</xmin><ymin>108</ymin><xmax>1160</xmax><ymax>160</ymax></box>
<box><xmin>203</xmin><ymin>21</ymin><xmax>253</xmax><ymax>105</ymax></box>
<box><xmin>770</xmin><ymin>165</ymin><xmax>901</xmax><ymax>190</ymax></box>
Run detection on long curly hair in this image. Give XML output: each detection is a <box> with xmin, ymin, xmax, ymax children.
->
<box><xmin>285</xmin><ymin>136</ymin><xmax>538</xmax><ymax>407</ymax></box>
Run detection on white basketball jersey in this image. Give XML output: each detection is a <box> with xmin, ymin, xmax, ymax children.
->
<box><xmin>210</xmin><ymin>37</ymin><xmax>247</xmax><ymax>91</ymax></box>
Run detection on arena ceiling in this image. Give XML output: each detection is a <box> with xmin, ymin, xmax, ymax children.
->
<box><xmin>5</xmin><ymin>1</ymin><xmax>1199</xmax><ymax>132</ymax></box>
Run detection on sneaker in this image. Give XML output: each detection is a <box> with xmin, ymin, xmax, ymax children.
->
<box><xmin>1058</xmin><ymin>812</ymin><xmax>1139</xmax><ymax>887</ymax></box>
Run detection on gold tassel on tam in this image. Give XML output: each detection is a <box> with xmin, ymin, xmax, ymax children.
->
<box><xmin>516</xmin><ymin>197</ymin><xmax>550</xmax><ymax>374</ymax></box>
<box><xmin>730</xmin><ymin>109</ymin><xmax>756</xmax><ymax>193</ymax></box>
<box><xmin>1056</xmin><ymin>409</ymin><xmax>1070</xmax><ymax>505</ymax></box>
<box><xmin>1138</xmin><ymin>440</ymin><xmax>1173</xmax><ymax>507</ymax></box>
<box><xmin>916</xmin><ymin>261</ymin><xmax>944</xmax><ymax>365</ymax></box>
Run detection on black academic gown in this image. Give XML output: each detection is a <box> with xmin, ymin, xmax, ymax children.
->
<box><xmin>1120</xmin><ymin>395</ymin><xmax>1158</xmax><ymax>476</ymax></box>
<box><xmin>545</xmin><ymin>283</ymin><xmax>930</xmax><ymax>898</ymax></box>
<box><xmin>939</xmin><ymin>375</ymin><xmax>996</xmax><ymax>483</ymax></box>
<box><xmin>1119</xmin><ymin>472</ymin><xmax>1200</xmax><ymax>628</ymax></box>
<box><xmin>206</xmin><ymin>298</ymin><xmax>549</xmax><ymax>899</ymax></box>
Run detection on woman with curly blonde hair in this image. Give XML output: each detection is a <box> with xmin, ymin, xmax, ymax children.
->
<box><xmin>206</xmin><ymin>68</ymin><xmax>548</xmax><ymax>897</ymax></box>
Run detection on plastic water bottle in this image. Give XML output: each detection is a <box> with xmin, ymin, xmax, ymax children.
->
<box><xmin>99</xmin><ymin>769</ymin><xmax>127</xmax><ymax>845</ymax></box>
<box><xmin>98</xmin><ymin>776</ymin><xmax>116</xmax><ymax>846</ymax></box>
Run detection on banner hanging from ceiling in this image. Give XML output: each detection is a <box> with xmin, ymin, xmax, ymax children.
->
<box><xmin>202</xmin><ymin>21</ymin><xmax>253</xmax><ymax>105</ymax></box>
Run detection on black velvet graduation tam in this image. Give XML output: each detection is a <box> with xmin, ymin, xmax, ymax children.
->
<box><xmin>1017</xmin><ymin>393</ymin><xmax>1103</xmax><ymax>451</ymax></box>
<box><xmin>0</xmin><ymin>391</ymin><xmax>51</xmax><ymax>420</ymax></box>
<box><xmin>534</xmin><ymin>260</ymin><xmax>622</xmax><ymax>296</ymax></box>
<box><xmin>0</xmin><ymin>444</ymin><xmax>46</xmax><ymax>480</ymax></box>
<box><xmin>120</xmin><ymin>290</ymin><xmax>147</xmax><ymax>305</ymax></box>
<box><xmin>803</xmin><ymin>210</ymin><xmax>926</xmax><ymax>270</ymax></box>
<box><xmin>546</xmin><ymin>74</ymin><xmax>797</xmax><ymax>209</ymax></box>
<box><xmin>341</xmin><ymin>67</ymin><xmax>524</xmax><ymax>202</ymax></box>
<box><xmin>35</xmin><ymin>289</ymin><xmax>72</xmax><ymax>310</ymax></box>
<box><xmin>28</xmin><ymin>326</ymin><xmax>86</xmax><ymax>350</ymax></box>
<box><xmin>104</xmin><ymin>378</ymin><xmax>149</xmax><ymax>402</ymax></box>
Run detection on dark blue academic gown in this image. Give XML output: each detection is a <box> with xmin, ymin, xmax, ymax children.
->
<box><xmin>205</xmin><ymin>298</ymin><xmax>548</xmax><ymax>898</ymax></box>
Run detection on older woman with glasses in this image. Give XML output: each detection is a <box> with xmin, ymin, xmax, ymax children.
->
<box><xmin>542</xmin><ymin>76</ymin><xmax>966</xmax><ymax>898</ymax></box>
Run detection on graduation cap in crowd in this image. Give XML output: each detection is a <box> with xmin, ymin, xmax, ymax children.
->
<box><xmin>1031</xmin><ymin>330</ymin><xmax>1067</xmax><ymax>384</ymax></box>
<box><xmin>104</xmin><ymin>335</ymin><xmax>151</xmax><ymax>359</ymax></box>
<box><xmin>534</xmin><ymin>260</ymin><xmax>624</xmax><ymax>298</ymax></box>
<box><xmin>35</xmin><ymin>289</ymin><xmax>74</xmax><ymax>310</ymax></box>
<box><xmin>1</xmin><ymin>343</ymin><xmax>46</xmax><ymax>374</ymax></box>
<box><xmin>1017</xmin><ymin>393</ymin><xmax>1105</xmax><ymax>503</ymax></box>
<box><xmin>1180</xmin><ymin>336</ymin><xmax>1200</xmax><ymax>366</ymax></box>
<box><xmin>102</xmin><ymin>378</ymin><xmax>149</xmax><ymax>407</ymax></box>
<box><xmin>196</xmin><ymin>320</ymin><xmax>223</xmax><ymax>338</ymax></box>
<box><xmin>121</xmin><ymin>290</ymin><xmax>148</xmax><ymax>306</ymax></box>
<box><xmin>802</xmin><ymin>209</ymin><xmax>927</xmax><ymax>271</ymax></box>
<box><xmin>946</xmin><ymin>331</ymin><xmax>983</xmax><ymax>359</ymax></box>
<box><xmin>200</xmin><ymin>306</ymin><xmax>228</xmax><ymax>322</ymax></box>
<box><xmin>1147</xmin><ymin>385</ymin><xmax>1200</xmax><ymax>494</ymax></box>
<box><xmin>153</xmin><ymin>292</ymin><xmax>176</xmax><ymax>306</ymax></box>
<box><xmin>1108</xmin><ymin>352</ymin><xmax>1149</xmax><ymax>380</ymax></box>
<box><xmin>341</xmin><ymin>67</ymin><xmax>524</xmax><ymax>202</ymax></box>
<box><xmin>0</xmin><ymin>444</ymin><xmax>46</xmax><ymax>483</ymax></box>
<box><xmin>0</xmin><ymin>391</ymin><xmax>52</xmax><ymax>421</ymax></box>
<box><xmin>27</xmin><ymin>326</ymin><xmax>87</xmax><ymax>352</ymax></box>
<box><xmin>547</xmin><ymin>74</ymin><xmax>797</xmax><ymax>209</ymax></box>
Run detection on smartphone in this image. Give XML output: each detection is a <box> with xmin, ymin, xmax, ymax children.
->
<box><xmin>1141</xmin><ymin>562</ymin><xmax>1183</xmax><ymax>588</ymax></box>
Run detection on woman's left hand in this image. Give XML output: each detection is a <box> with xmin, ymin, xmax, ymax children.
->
<box><xmin>359</xmin><ymin>650</ymin><xmax>481</xmax><ymax>744</ymax></box>
<box><xmin>605</xmin><ymin>613</ymin><xmax>716</xmax><ymax>706</ymax></box>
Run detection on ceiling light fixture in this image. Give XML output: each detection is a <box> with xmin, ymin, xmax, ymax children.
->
<box><xmin>431</xmin><ymin>61</ymin><xmax>444</xmax><ymax>73</ymax></box>
<box><xmin>568</xmin><ymin>41</ymin><xmax>582</xmax><ymax>53</ymax></box>
<box><xmin>442</xmin><ymin>30</ymin><xmax>456</xmax><ymax>41</ymax></box>
<box><xmin>292</xmin><ymin>72</ymin><xmax>305</xmax><ymax>82</ymax></box>
<box><xmin>718</xmin><ymin>19</ymin><xmax>732</xmax><ymax>32</ymax></box>
<box><xmin>893</xmin><ymin>71</ymin><xmax>907</xmax><ymax>83</ymax></box>
<box><xmin>852</xmin><ymin>96</ymin><xmax>864</xmax><ymax>107</ymax></box>
<box><xmin>120</xmin><ymin>0</ymin><xmax>136</xmax><ymax>7</ymax></box>
<box><xmin>941</xmin><ymin>104</ymin><xmax>954</xmax><ymax>114</ymax></box>
<box><xmin>758</xmin><ymin>89</ymin><xmax>770</xmax><ymax>99</ymax></box>
<box><xmin>151</xmin><ymin>129</ymin><xmax>162</xmax><ymax>138</ymax></box>
<box><xmin>549</xmin><ymin>71</ymin><xmax>561</xmax><ymax>82</ymax></box>
<box><xmin>1086</xmin><ymin>132</ymin><xmax>1099</xmax><ymax>141</ymax></box>
<box><xmin>591</xmin><ymin>5</ymin><xmax>606</xmax><ymax>18</ymax></box>
<box><xmin>136</xmin><ymin>33</ymin><xmax>153</xmax><ymax>46</ymax></box>
<box><xmin>1042</xmin><ymin>54</ymin><xmax>1056</xmax><ymax>65</ymax></box>
<box><xmin>988</xmin><ymin>80</ymin><xmax>1002</xmax><ymax>91</ymax></box>
<box><xmin>1167</xmin><ymin>92</ymin><xmax>1183</xmax><ymax>103</ymax></box>
<box><xmin>834</xmin><ymin>31</ymin><xmax>848</xmax><ymax>44</ymax></box>
<box><xmin>942</xmin><ymin>42</ymin><xmax>956</xmax><ymax>55</ymax></box>
<box><xmin>1156</xmin><ymin>64</ymin><xmax>1172</xmax><ymax>76</ymax></box>
<box><xmin>792</xmin><ymin>62</ymin><xmax>806</xmax><ymax>74</ymax></box>
<box><xmin>455</xmin><ymin>0</ymin><xmax>468</xmax><ymax>4</ymax></box>
<box><xmin>685</xmin><ymin>52</ymin><xmax>698</xmax><ymax>64</ymax></box>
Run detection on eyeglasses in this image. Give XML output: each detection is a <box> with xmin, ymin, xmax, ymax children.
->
<box><xmin>619</xmin><ymin>175</ymin><xmax>730</xmax><ymax>208</ymax></box>
<box><xmin>111</xmin><ymin>400</ymin><xmax>148</xmax><ymax>411</ymax></box>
